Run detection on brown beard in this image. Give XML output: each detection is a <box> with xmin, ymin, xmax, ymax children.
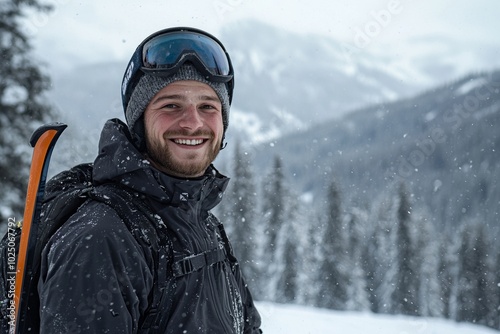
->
<box><xmin>145</xmin><ymin>128</ymin><xmax>221</xmax><ymax>177</ymax></box>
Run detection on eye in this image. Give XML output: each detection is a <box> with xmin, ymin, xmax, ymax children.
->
<box><xmin>160</xmin><ymin>103</ymin><xmax>179</xmax><ymax>110</ymax></box>
<box><xmin>200</xmin><ymin>103</ymin><xmax>221</xmax><ymax>112</ymax></box>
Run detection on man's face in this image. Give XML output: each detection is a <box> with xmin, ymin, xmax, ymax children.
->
<box><xmin>144</xmin><ymin>80</ymin><xmax>224</xmax><ymax>178</ymax></box>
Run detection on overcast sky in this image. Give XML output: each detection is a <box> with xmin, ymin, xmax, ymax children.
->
<box><xmin>26</xmin><ymin>0</ymin><xmax>499</xmax><ymax>72</ymax></box>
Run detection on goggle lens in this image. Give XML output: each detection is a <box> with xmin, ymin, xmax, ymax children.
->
<box><xmin>142</xmin><ymin>32</ymin><xmax>231</xmax><ymax>77</ymax></box>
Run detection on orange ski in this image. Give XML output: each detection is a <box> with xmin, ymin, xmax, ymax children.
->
<box><xmin>13</xmin><ymin>123</ymin><xmax>66</xmax><ymax>333</ymax></box>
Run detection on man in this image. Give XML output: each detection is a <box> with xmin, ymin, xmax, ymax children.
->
<box><xmin>38</xmin><ymin>27</ymin><xmax>262</xmax><ymax>333</ymax></box>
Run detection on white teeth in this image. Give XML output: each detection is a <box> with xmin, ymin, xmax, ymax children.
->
<box><xmin>174</xmin><ymin>139</ymin><xmax>204</xmax><ymax>146</ymax></box>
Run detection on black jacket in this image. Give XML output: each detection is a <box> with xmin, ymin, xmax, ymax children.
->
<box><xmin>38</xmin><ymin>119</ymin><xmax>262</xmax><ymax>333</ymax></box>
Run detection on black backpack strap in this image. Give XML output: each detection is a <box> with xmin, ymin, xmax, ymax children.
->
<box><xmin>207</xmin><ymin>212</ymin><xmax>239</xmax><ymax>269</ymax></box>
<box><xmin>88</xmin><ymin>184</ymin><xmax>172</xmax><ymax>332</ymax></box>
<box><xmin>172</xmin><ymin>212</ymin><xmax>238</xmax><ymax>277</ymax></box>
<box><xmin>172</xmin><ymin>247</ymin><xmax>227</xmax><ymax>277</ymax></box>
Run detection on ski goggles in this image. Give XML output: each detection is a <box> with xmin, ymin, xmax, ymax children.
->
<box><xmin>122</xmin><ymin>27</ymin><xmax>234</xmax><ymax>110</ymax></box>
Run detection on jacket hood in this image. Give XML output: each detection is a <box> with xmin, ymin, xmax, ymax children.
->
<box><xmin>93</xmin><ymin>118</ymin><xmax>229</xmax><ymax>210</ymax></box>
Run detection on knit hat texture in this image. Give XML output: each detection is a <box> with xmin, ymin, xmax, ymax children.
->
<box><xmin>125</xmin><ymin>64</ymin><xmax>230</xmax><ymax>148</ymax></box>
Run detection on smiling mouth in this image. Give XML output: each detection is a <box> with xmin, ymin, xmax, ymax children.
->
<box><xmin>173</xmin><ymin>138</ymin><xmax>205</xmax><ymax>146</ymax></box>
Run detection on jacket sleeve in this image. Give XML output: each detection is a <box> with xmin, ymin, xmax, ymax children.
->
<box><xmin>38</xmin><ymin>202</ymin><xmax>153</xmax><ymax>334</ymax></box>
<box><xmin>229</xmin><ymin>249</ymin><xmax>263</xmax><ymax>333</ymax></box>
<box><xmin>240</xmin><ymin>274</ymin><xmax>263</xmax><ymax>334</ymax></box>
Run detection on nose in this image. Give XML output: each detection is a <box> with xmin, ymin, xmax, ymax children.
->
<box><xmin>179</xmin><ymin>105</ymin><xmax>203</xmax><ymax>131</ymax></box>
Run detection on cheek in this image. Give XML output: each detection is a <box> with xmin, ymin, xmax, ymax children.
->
<box><xmin>146</xmin><ymin>113</ymin><xmax>170</xmax><ymax>137</ymax></box>
<box><xmin>209</xmin><ymin>115</ymin><xmax>224</xmax><ymax>137</ymax></box>
<box><xmin>217</xmin><ymin>126</ymin><xmax>224</xmax><ymax>140</ymax></box>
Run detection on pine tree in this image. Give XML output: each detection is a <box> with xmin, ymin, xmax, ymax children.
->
<box><xmin>490</xmin><ymin>251</ymin><xmax>500</xmax><ymax>329</ymax></box>
<box><xmin>261</xmin><ymin>156</ymin><xmax>285</xmax><ymax>256</ymax></box>
<box><xmin>260</xmin><ymin>155</ymin><xmax>286</xmax><ymax>300</ymax></box>
<box><xmin>485</xmin><ymin>245</ymin><xmax>499</xmax><ymax>329</ymax></box>
<box><xmin>361</xmin><ymin>219</ymin><xmax>379</xmax><ymax>312</ymax></box>
<box><xmin>275</xmin><ymin>216</ymin><xmax>299</xmax><ymax>304</ymax></box>
<box><xmin>0</xmin><ymin>0</ymin><xmax>55</xmax><ymax>224</ymax></box>
<box><xmin>345</xmin><ymin>207</ymin><xmax>370</xmax><ymax>311</ymax></box>
<box><xmin>227</xmin><ymin>141</ymin><xmax>259</xmax><ymax>286</ymax></box>
<box><xmin>260</xmin><ymin>155</ymin><xmax>306</xmax><ymax>303</ymax></box>
<box><xmin>301</xmin><ymin>216</ymin><xmax>323</xmax><ymax>306</ymax></box>
<box><xmin>438</xmin><ymin>233</ymin><xmax>459</xmax><ymax>320</ymax></box>
<box><xmin>392</xmin><ymin>182</ymin><xmax>419</xmax><ymax>315</ymax></box>
<box><xmin>315</xmin><ymin>180</ymin><xmax>349</xmax><ymax>310</ymax></box>
<box><xmin>414</xmin><ymin>213</ymin><xmax>443</xmax><ymax>317</ymax></box>
<box><xmin>368</xmin><ymin>196</ymin><xmax>398</xmax><ymax>314</ymax></box>
<box><xmin>456</xmin><ymin>221</ymin><xmax>491</xmax><ymax>326</ymax></box>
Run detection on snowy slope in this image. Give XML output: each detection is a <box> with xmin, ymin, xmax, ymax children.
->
<box><xmin>257</xmin><ymin>302</ymin><xmax>498</xmax><ymax>334</ymax></box>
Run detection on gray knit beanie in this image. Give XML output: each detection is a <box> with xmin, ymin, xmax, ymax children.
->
<box><xmin>125</xmin><ymin>64</ymin><xmax>230</xmax><ymax>149</ymax></box>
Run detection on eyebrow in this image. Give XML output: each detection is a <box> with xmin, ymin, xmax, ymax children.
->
<box><xmin>151</xmin><ymin>94</ymin><xmax>220</xmax><ymax>105</ymax></box>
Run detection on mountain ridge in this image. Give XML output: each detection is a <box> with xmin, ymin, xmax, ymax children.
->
<box><xmin>246</xmin><ymin>69</ymin><xmax>500</xmax><ymax>232</ymax></box>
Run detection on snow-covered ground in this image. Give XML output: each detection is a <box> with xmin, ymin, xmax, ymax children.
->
<box><xmin>257</xmin><ymin>302</ymin><xmax>498</xmax><ymax>334</ymax></box>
